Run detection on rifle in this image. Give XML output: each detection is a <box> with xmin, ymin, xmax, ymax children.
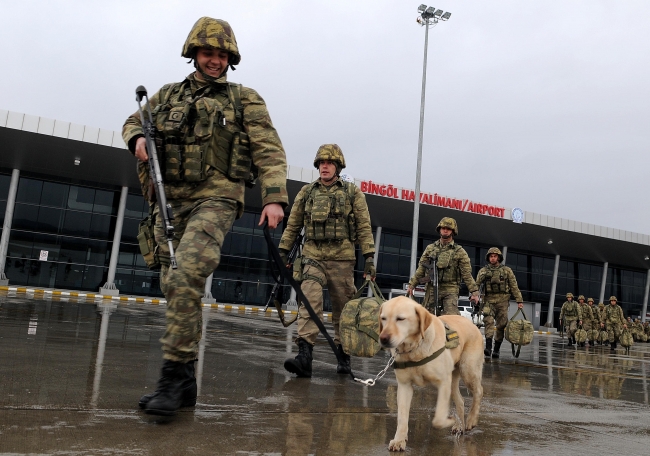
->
<box><xmin>135</xmin><ymin>86</ymin><xmax>177</xmax><ymax>269</ymax></box>
<box><xmin>419</xmin><ymin>258</ymin><xmax>440</xmax><ymax>315</ymax></box>
<box><xmin>264</xmin><ymin>227</ymin><xmax>305</xmax><ymax>326</ymax></box>
<box><xmin>472</xmin><ymin>283</ymin><xmax>484</xmax><ymax>327</ymax></box>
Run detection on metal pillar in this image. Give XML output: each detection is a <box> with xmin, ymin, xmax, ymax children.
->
<box><xmin>100</xmin><ymin>186</ymin><xmax>128</xmax><ymax>296</ymax></box>
<box><xmin>0</xmin><ymin>169</ymin><xmax>20</xmax><ymax>285</ymax></box>
<box><xmin>545</xmin><ymin>254</ymin><xmax>561</xmax><ymax>328</ymax></box>
<box><xmin>201</xmin><ymin>272</ymin><xmax>216</xmax><ymax>304</ymax></box>
<box><xmin>501</xmin><ymin>246</ymin><xmax>508</xmax><ymax>265</ymax></box>
<box><xmin>641</xmin><ymin>269</ymin><xmax>650</xmax><ymax>323</ymax></box>
<box><xmin>90</xmin><ymin>303</ymin><xmax>115</xmax><ymax>408</ymax></box>
<box><xmin>368</xmin><ymin>226</ymin><xmax>382</xmax><ymax>297</ymax></box>
<box><xmin>409</xmin><ymin>17</ymin><xmax>431</xmax><ymax>278</ymax></box>
<box><xmin>598</xmin><ymin>262</ymin><xmax>609</xmax><ymax>304</ymax></box>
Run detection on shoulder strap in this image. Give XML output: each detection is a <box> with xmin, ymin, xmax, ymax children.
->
<box><xmin>227</xmin><ymin>83</ymin><xmax>243</xmax><ymax>126</ymax></box>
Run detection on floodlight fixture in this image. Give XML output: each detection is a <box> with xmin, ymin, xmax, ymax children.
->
<box><xmin>74</xmin><ymin>158</ymin><xmax>81</xmax><ymax>166</ymax></box>
<box><xmin>645</xmin><ymin>255</ymin><xmax>649</xmax><ymax>261</ymax></box>
<box><xmin>441</xmin><ymin>11</ymin><xmax>451</xmax><ymax>21</ymax></box>
<box><xmin>418</xmin><ymin>4</ymin><xmax>427</xmax><ymax>13</ymax></box>
<box><xmin>433</xmin><ymin>9</ymin><xmax>443</xmax><ymax>17</ymax></box>
<box><xmin>425</xmin><ymin>6</ymin><xmax>435</xmax><ymax>15</ymax></box>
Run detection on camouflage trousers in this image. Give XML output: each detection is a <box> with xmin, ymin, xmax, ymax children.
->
<box><xmin>606</xmin><ymin>322</ymin><xmax>623</xmax><ymax>343</ymax></box>
<box><xmin>423</xmin><ymin>285</ymin><xmax>460</xmax><ymax>316</ymax></box>
<box><xmin>483</xmin><ymin>298</ymin><xmax>509</xmax><ymax>342</ymax></box>
<box><xmin>563</xmin><ymin>319</ymin><xmax>578</xmax><ymax>338</ymax></box>
<box><xmin>155</xmin><ymin>197</ymin><xmax>237</xmax><ymax>363</ymax></box>
<box><xmin>297</xmin><ymin>259</ymin><xmax>356</xmax><ymax>346</ymax></box>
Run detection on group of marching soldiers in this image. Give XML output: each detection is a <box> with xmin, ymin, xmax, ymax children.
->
<box><xmin>559</xmin><ymin>293</ymin><xmax>650</xmax><ymax>352</ymax></box>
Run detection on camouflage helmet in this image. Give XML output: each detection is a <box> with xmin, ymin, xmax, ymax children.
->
<box><xmin>485</xmin><ymin>247</ymin><xmax>503</xmax><ymax>263</ymax></box>
<box><xmin>598</xmin><ymin>302</ymin><xmax>604</xmax><ymax>307</ymax></box>
<box><xmin>587</xmin><ymin>297</ymin><xmax>594</xmax><ymax>303</ymax></box>
<box><xmin>436</xmin><ymin>217</ymin><xmax>458</xmax><ymax>236</ymax></box>
<box><xmin>609</xmin><ymin>296</ymin><xmax>617</xmax><ymax>302</ymax></box>
<box><xmin>566</xmin><ymin>292</ymin><xmax>574</xmax><ymax>299</ymax></box>
<box><xmin>182</xmin><ymin>17</ymin><xmax>241</xmax><ymax>65</ymax></box>
<box><xmin>313</xmin><ymin>144</ymin><xmax>346</xmax><ymax>171</ymax></box>
<box><xmin>578</xmin><ymin>295</ymin><xmax>585</xmax><ymax>301</ymax></box>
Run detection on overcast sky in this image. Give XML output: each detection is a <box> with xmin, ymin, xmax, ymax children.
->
<box><xmin>2</xmin><ymin>1</ymin><xmax>649</xmax><ymax>234</ymax></box>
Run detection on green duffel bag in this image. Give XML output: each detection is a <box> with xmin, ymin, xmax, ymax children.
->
<box><xmin>340</xmin><ymin>280</ymin><xmax>385</xmax><ymax>358</ymax></box>
<box><xmin>640</xmin><ymin>332</ymin><xmax>648</xmax><ymax>343</ymax></box>
<box><xmin>620</xmin><ymin>329</ymin><xmax>634</xmax><ymax>348</ymax></box>
<box><xmin>588</xmin><ymin>329</ymin><xmax>599</xmax><ymax>342</ymax></box>
<box><xmin>504</xmin><ymin>308</ymin><xmax>534</xmax><ymax>358</ymax></box>
<box><xmin>598</xmin><ymin>330</ymin><xmax>609</xmax><ymax>343</ymax></box>
<box><xmin>575</xmin><ymin>327</ymin><xmax>587</xmax><ymax>344</ymax></box>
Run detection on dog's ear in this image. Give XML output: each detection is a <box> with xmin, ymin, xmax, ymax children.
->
<box><xmin>378</xmin><ymin>303</ymin><xmax>384</xmax><ymax>333</ymax></box>
<box><xmin>416</xmin><ymin>304</ymin><xmax>433</xmax><ymax>338</ymax></box>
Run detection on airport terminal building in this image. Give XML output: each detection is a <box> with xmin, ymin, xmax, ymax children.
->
<box><xmin>1</xmin><ymin>108</ymin><xmax>649</xmax><ymax>326</ymax></box>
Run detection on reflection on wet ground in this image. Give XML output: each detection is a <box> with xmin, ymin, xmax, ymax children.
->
<box><xmin>1</xmin><ymin>290</ymin><xmax>649</xmax><ymax>455</ymax></box>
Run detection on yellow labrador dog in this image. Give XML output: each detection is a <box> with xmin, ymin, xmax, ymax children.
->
<box><xmin>379</xmin><ymin>297</ymin><xmax>484</xmax><ymax>451</ymax></box>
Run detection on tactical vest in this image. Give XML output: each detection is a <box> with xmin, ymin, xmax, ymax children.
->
<box><xmin>303</xmin><ymin>181</ymin><xmax>356</xmax><ymax>242</ymax></box>
<box><xmin>482</xmin><ymin>266</ymin><xmax>510</xmax><ymax>295</ymax></box>
<box><xmin>606</xmin><ymin>305</ymin><xmax>623</xmax><ymax>323</ymax></box>
<box><xmin>152</xmin><ymin>80</ymin><xmax>256</xmax><ymax>185</ymax></box>
<box><xmin>563</xmin><ymin>301</ymin><xmax>578</xmax><ymax>317</ymax></box>
<box><xmin>425</xmin><ymin>243</ymin><xmax>463</xmax><ymax>285</ymax></box>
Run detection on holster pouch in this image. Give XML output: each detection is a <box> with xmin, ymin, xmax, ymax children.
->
<box><xmin>292</xmin><ymin>256</ymin><xmax>303</xmax><ymax>283</ymax></box>
<box><xmin>137</xmin><ymin>209</ymin><xmax>161</xmax><ymax>271</ymax></box>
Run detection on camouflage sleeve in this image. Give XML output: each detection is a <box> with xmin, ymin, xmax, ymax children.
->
<box><xmin>577</xmin><ymin>305</ymin><xmax>583</xmax><ymax>321</ymax></box>
<box><xmin>241</xmin><ymin>87</ymin><xmax>288</xmax><ymax>208</ymax></box>
<box><xmin>409</xmin><ymin>244</ymin><xmax>434</xmax><ymax>288</ymax></box>
<box><xmin>122</xmin><ymin>86</ymin><xmax>167</xmax><ymax>153</ymax></box>
<box><xmin>506</xmin><ymin>267</ymin><xmax>523</xmax><ymax>302</ymax></box>
<box><xmin>476</xmin><ymin>267</ymin><xmax>486</xmax><ymax>286</ymax></box>
<box><xmin>619</xmin><ymin>307</ymin><xmax>625</xmax><ymax>322</ymax></box>
<box><xmin>352</xmin><ymin>186</ymin><xmax>375</xmax><ymax>257</ymax></box>
<box><xmin>279</xmin><ymin>185</ymin><xmax>308</xmax><ymax>251</ymax></box>
<box><xmin>560</xmin><ymin>303</ymin><xmax>565</xmax><ymax>320</ymax></box>
<box><xmin>458</xmin><ymin>248</ymin><xmax>478</xmax><ymax>293</ymax></box>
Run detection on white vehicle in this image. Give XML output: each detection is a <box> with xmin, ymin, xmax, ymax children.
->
<box><xmin>458</xmin><ymin>305</ymin><xmax>483</xmax><ymax>327</ymax></box>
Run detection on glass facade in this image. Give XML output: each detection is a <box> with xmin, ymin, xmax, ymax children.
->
<box><xmin>0</xmin><ymin>169</ymin><xmax>648</xmax><ymax>318</ymax></box>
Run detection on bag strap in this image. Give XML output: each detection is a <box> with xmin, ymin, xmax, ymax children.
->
<box><xmin>351</xmin><ymin>279</ymin><xmax>385</xmax><ymax>301</ymax></box>
<box><xmin>510</xmin><ymin>307</ymin><xmax>528</xmax><ymax>321</ymax></box>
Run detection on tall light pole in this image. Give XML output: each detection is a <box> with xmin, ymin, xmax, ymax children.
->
<box><xmin>409</xmin><ymin>5</ymin><xmax>452</xmax><ymax>277</ymax></box>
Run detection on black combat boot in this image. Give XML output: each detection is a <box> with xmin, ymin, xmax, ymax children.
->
<box><xmin>484</xmin><ymin>338</ymin><xmax>493</xmax><ymax>357</ymax></box>
<box><xmin>491</xmin><ymin>340</ymin><xmax>502</xmax><ymax>359</ymax></box>
<box><xmin>610</xmin><ymin>341</ymin><xmax>616</xmax><ymax>352</ymax></box>
<box><xmin>144</xmin><ymin>360</ymin><xmax>194</xmax><ymax>416</ymax></box>
<box><xmin>567</xmin><ymin>337</ymin><xmax>574</xmax><ymax>346</ymax></box>
<box><xmin>336</xmin><ymin>344</ymin><xmax>351</xmax><ymax>374</ymax></box>
<box><xmin>139</xmin><ymin>360</ymin><xmax>197</xmax><ymax>409</ymax></box>
<box><xmin>284</xmin><ymin>339</ymin><xmax>313</xmax><ymax>378</ymax></box>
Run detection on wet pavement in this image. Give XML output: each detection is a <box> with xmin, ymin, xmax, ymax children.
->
<box><xmin>1</xmin><ymin>290</ymin><xmax>649</xmax><ymax>455</ymax></box>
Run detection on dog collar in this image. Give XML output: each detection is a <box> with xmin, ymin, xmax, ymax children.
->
<box><xmin>393</xmin><ymin>346</ymin><xmax>446</xmax><ymax>369</ymax></box>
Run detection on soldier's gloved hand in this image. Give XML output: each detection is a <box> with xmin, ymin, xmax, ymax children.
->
<box><xmin>363</xmin><ymin>256</ymin><xmax>376</xmax><ymax>281</ymax></box>
<box><xmin>279</xmin><ymin>248</ymin><xmax>290</xmax><ymax>268</ymax></box>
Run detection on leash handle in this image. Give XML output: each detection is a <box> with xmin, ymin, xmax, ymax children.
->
<box><xmin>263</xmin><ymin>224</ymin><xmax>354</xmax><ymax>379</ymax></box>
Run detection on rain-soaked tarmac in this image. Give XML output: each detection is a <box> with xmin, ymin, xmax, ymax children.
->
<box><xmin>1</xmin><ymin>290</ymin><xmax>649</xmax><ymax>455</ymax></box>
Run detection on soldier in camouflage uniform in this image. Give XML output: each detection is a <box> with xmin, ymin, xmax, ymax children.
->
<box><xmin>279</xmin><ymin>145</ymin><xmax>376</xmax><ymax>378</ymax></box>
<box><xmin>601</xmin><ymin>296</ymin><xmax>626</xmax><ymax>352</ymax></box>
<box><xmin>407</xmin><ymin>217</ymin><xmax>479</xmax><ymax>315</ymax></box>
<box><xmin>583</xmin><ymin>297</ymin><xmax>598</xmax><ymax>346</ymax></box>
<box><xmin>476</xmin><ymin>247</ymin><xmax>523</xmax><ymax>359</ymax></box>
<box><xmin>559</xmin><ymin>293</ymin><xmax>582</xmax><ymax>346</ymax></box>
<box><xmin>631</xmin><ymin>318</ymin><xmax>644</xmax><ymax>341</ymax></box>
<box><xmin>122</xmin><ymin>17</ymin><xmax>288</xmax><ymax>415</ymax></box>
<box><xmin>576</xmin><ymin>295</ymin><xmax>592</xmax><ymax>347</ymax></box>
<box><xmin>596</xmin><ymin>302</ymin><xmax>608</xmax><ymax>345</ymax></box>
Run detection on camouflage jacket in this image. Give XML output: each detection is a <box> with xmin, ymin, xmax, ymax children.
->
<box><xmin>631</xmin><ymin>321</ymin><xmax>644</xmax><ymax>334</ymax></box>
<box><xmin>596</xmin><ymin>305</ymin><xmax>607</xmax><ymax>323</ymax></box>
<box><xmin>560</xmin><ymin>300</ymin><xmax>581</xmax><ymax>321</ymax></box>
<box><xmin>476</xmin><ymin>263</ymin><xmax>523</xmax><ymax>303</ymax></box>
<box><xmin>280</xmin><ymin>178</ymin><xmax>374</xmax><ymax>261</ymax></box>
<box><xmin>409</xmin><ymin>240</ymin><xmax>478</xmax><ymax>295</ymax></box>
<box><xmin>122</xmin><ymin>72</ymin><xmax>288</xmax><ymax>217</ymax></box>
<box><xmin>579</xmin><ymin>303</ymin><xmax>594</xmax><ymax>323</ymax></box>
<box><xmin>586</xmin><ymin>304</ymin><xmax>598</xmax><ymax>324</ymax></box>
<box><xmin>603</xmin><ymin>304</ymin><xmax>625</xmax><ymax>325</ymax></box>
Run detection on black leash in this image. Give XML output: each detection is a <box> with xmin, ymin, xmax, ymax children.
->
<box><xmin>263</xmin><ymin>224</ymin><xmax>355</xmax><ymax>380</ymax></box>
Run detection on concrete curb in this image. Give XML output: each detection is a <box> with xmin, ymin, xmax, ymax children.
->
<box><xmin>0</xmin><ymin>285</ymin><xmax>333</xmax><ymax>319</ymax></box>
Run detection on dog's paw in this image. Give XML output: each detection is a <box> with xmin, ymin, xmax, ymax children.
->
<box><xmin>451</xmin><ymin>424</ymin><xmax>464</xmax><ymax>435</ymax></box>
<box><xmin>388</xmin><ymin>439</ymin><xmax>407</xmax><ymax>452</ymax></box>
